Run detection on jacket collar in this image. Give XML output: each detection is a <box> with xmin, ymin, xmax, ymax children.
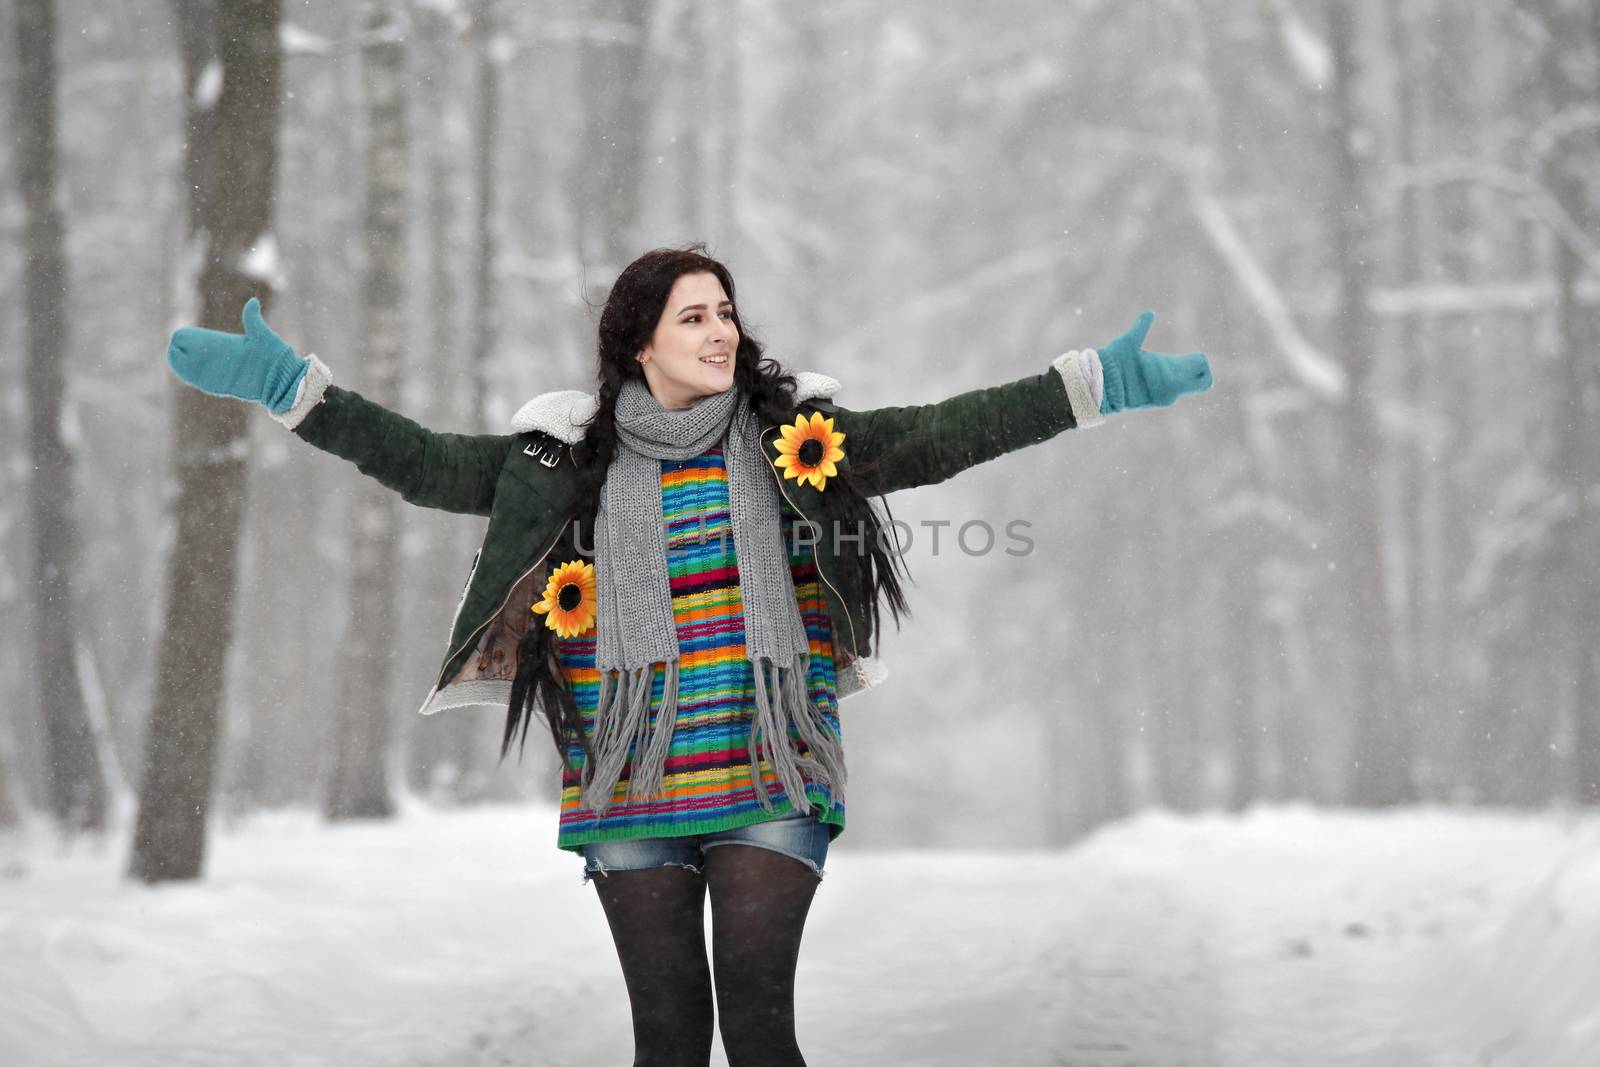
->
<box><xmin>508</xmin><ymin>371</ymin><xmax>842</xmax><ymax>443</ymax></box>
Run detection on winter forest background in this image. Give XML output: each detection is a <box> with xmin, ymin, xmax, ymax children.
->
<box><xmin>2</xmin><ymin>0</ymin><xmax>1598</xmax><ymax>870</ymax></box>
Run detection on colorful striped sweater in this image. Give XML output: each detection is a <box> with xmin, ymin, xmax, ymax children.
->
<box><xmin>554</xmin><ymin>443</ymin><xmax>846</xmax><ymax>852</ymax></box>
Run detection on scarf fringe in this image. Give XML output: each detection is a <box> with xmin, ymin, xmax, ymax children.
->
<box><xmin>578</xmin><ymin>653</ymin><xmax>845</xmax><ymax>818</ymax></box>
<box><xmin>749</xmin><ymin>653</ymin><xmax>849</xmax><ymax>814</ymax></box>
<box><xmin>579</xmin><ymin>661</ymin><xmax>679</xmax><ymax>815</ymax></box>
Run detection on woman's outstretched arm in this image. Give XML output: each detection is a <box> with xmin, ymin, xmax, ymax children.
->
<box><xmin>832</xmin><ymin>310</ymin><xmax>1211</xmax><ymax>496</ymax></box>
<box><xmin>167</xmin><ymin>298</ymin><xmax>516</xmax><ymax>516</ymax></box>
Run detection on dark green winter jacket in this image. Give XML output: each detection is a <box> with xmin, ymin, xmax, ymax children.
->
<box><xmin>279</xmin><ymin>351</ymin><xmax>1105</xmax><ymax>715</ymax></box>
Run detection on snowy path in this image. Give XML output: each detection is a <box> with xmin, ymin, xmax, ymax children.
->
<box><xmin>444</xmin><ymin>846</ymin><xmax>1223</xmax><ymax>1067</ymax></box>
<box><xmin>2</xmin><ymin>804</ymin><xmax>1597</xmax><ymax>1066</ymax></box>
<box><xmin>1044</xmin><ymin>875</ymin><xmax>1220</xmax><ymax>1066</ymax></box>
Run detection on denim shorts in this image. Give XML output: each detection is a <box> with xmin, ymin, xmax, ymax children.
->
<box><xmin>580</xmin><ymin>808</ymin><xmax>830</xmax><ymax>886</ymax></box>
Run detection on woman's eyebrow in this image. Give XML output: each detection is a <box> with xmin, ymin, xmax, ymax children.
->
<box><xmin>676</xmin><ymin>300</ymin><xmax>735</xmax><ymax>315</ymax></box>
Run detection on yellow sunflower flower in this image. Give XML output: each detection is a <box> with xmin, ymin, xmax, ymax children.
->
<box><xmin>772</xmin><ymin>411</ymin><xmax>846</xmax><ymax>491</ymax></box>
<box><xmin>531</xmin><ymin>559</ymin><xmax>597</xmax><ymax>638</ymax></box>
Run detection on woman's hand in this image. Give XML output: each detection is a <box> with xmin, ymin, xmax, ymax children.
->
<box><xmin>166</xmin><ymin>297</ymin><xmax>308</xmax><ymax>414</ymax></box>
<box><xmin>1097</xmin><ymin>310</ymin><xmax>1212</xmax><ymax>414</ymax></box>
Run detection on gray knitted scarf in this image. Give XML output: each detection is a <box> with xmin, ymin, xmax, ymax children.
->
<box><xmin>579</xmin><ymin>376</ymin><xmax>848</xmax><ymax>817</ymax></box>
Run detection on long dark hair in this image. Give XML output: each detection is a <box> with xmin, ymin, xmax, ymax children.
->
<box><xmin>501</xmin><ymin>244</ymin><xmax>911</xmax><ymax>766</ymax></box>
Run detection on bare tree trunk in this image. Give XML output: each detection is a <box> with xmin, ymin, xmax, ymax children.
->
<box><xmin>1473</xmin><ymin>4</ymin><xmax>1555</xmax><ymax>805</ymax></box>
<box><xmin>1387</xmin><ymin>0</ymin><xmax>1430</xmax><ymax>797</ymax></box>
<box><xmin>13</xmin><ymin>0</ymin><xmax>109</xmax><ymax>831</ymax></box>
<box><xmin>1396</xmin><ymin>0</ymin><xmax>1464</xmax><ymax>802</ymax></box>
<box><xmin>0</xmin><ymin>744</ymin><xmax>20</xmax><ymax>829</ymax></box>
<box><xmin>698</xmin><ymin>0</ymin><xmax>741</xmax><ymax>255</ymax></box>
<box><xmin>405</xmin><ymin>2</ymin><xmax>492</xmax><ymax>802</ymax></box>
<box><xmin>1537</xmin><ymin>0</ymin><xmax>1600</xmax><ymax>805</ymax></box>
<box><xmin>1150</xmin><ymin>421</ymin><xmax>1200</xmax><ymax>811</ymax></box>
<box><xmin>1215</xmin><ymin>303</ymin><xmax>1263</xmax><ymax>812</ymax></box>
<box><xmin>130</xmin><ymin>0</ymin><xmax>283</xmax><ymax>883</ymax></box>
<box><xmin>575</xmin><ymin>0</ymin><xmax>651</xmax><ymax>295</ymax></box>
<box><xmin>325</xmin><ymin>1</ymin><xmax>407</xmax><ymax>821</ymax></box>
<box><xmin>469</xmin><ymin>0</ymin><xmax>497</xmax><ymax>424</ymax></box>
<box><xmin>1326</xmin><ymin>2</ymin><xmax>1411</xmax><ymax>806</ymax></box>
<box><xmin>457</xmin><ymin>0</ymin><xmax>525</xmax><ymax>800</ymax></box>
<box><xmin>1418</xmin><ymin>9</ymin><xmax>1478</xmax><ymax>802</ymax></box>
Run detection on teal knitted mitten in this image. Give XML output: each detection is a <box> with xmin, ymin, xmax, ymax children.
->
<box><xmin>167</xmin><ymin>297</ymin><xmax>307</xmax><ymax>415</ymax></box>
<box><xmin>1097</xmin><ymin>310</ymin><xmax>1212</xmax><ymax>414</ymax></box>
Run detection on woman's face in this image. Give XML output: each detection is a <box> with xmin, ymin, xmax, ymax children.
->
<box><xmin>636</xmin><ymin>271</ymin><xmax>739</xmax><ymax>409</ymax></box>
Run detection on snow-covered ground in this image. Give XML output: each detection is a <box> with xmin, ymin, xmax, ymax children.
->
<box><xmin>1</xmin><ymin>802</ymin><xmax>1596</xmax><ymax>1066</ymax></box>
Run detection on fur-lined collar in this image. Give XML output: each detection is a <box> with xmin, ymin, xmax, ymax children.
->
<box><xmin>508</xmin><ymin>371</ymin><xmax>841</xmax><ymax>444</ymax></box>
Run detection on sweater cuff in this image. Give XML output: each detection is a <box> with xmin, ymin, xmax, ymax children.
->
<box><xmin>1051</xmin><ymin>348</ymin><xmax>1106</xmax><ymax>429</ymax></box>
<box><xmin>268</xmin><ymin>352</ymin><xmax>332</xmax><ymax>430</ymax></box>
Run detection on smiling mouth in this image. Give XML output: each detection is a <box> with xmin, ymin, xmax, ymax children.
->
<box><xmin>700</xmin><ymin>355</ymin><xmax>729</xmax><ymax>365</ymax></box>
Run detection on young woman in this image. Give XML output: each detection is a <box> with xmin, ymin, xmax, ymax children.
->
<box><xmin>166</xmin><ymin>245</ymin><xmax>1211</xmax><ymax>1066</ymax></box>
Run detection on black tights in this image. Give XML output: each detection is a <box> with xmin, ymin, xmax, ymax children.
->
<box><xmin>591</xmin><ymin>844</ymin><xmax>820</xmax><ymax>1067</ymax></box>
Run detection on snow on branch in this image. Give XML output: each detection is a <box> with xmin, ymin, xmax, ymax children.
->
<box><xmin>499</xmin><ymin>247</ymin><xmax>581</xmax><ymax>287</ymax></box>
<box><xmin>1525</xmin><ymin>105</ymin><xmax>1600</xmax><ymax>171</ymax></box>
<box><xmin>1388</xmin><ymin>158</ymin><xmax>1600</xmax><ymax>274</ymax></box>
<box><xmin>487</xmin><ymin>17</ymin><xmax>648</xmax><ymax>60</ymax></box>
<box><xmin>1187</xmin><ymin>183</ymin><xmax>1348</xmax><ymax>401</ymax></box>
<box><xmin>279</xmin><ymin>23</ymin><xmax>336</xmax><ymax>56</ymax></box>
<box><xmin>1458</xmin><ymin>471</ymin><xmax>1571</xmax><ymax>608</ymax></box>
<box><xmin>830</xmin><ymin>238</ymin><xmax>1082</xmax><ymax>364</ymax></box>
<box><xmin>277</xmin><ymin>17</ymin><xmax>412</xmax><ymax>58</ymax></box>
<box><xmin>1370</xmin><ymin>278</ymin><xmax>1600</xmax><ymax>315</ymax></box>
<box><xmin>238</xmin><ymin>233</ymin><xmax>287</xmax><ymax>291</ymax></box>
<box><xmin>1266</xmin><ymin>0</ymin><xmax>1331</xmax><ymax>91</ymax></box>
<box><xmin>193</xmin><ymin>59</ymin><xmax>222</xmax><ymax>110</ymax></box>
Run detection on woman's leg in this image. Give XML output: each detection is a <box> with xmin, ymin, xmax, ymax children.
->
<box><xmin>702</xmin><ymin>845</ymin><xmax>821</xmax><ymax>1067</ymax></box>
<box><xmin>591</xmin><ymin>865</ymin><xmax>716</xmax><ymax>1067</ymax></box>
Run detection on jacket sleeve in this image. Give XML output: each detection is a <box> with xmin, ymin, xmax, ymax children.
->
<box><xmin>829</xmin><ymin>350</ymin><xmax>1104</xmax><ymax>496</ymax></box>
<box><xmin>278</xmin><ymin>359</ymin><xmax>515</xmax><ymax>516</ymax></box>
